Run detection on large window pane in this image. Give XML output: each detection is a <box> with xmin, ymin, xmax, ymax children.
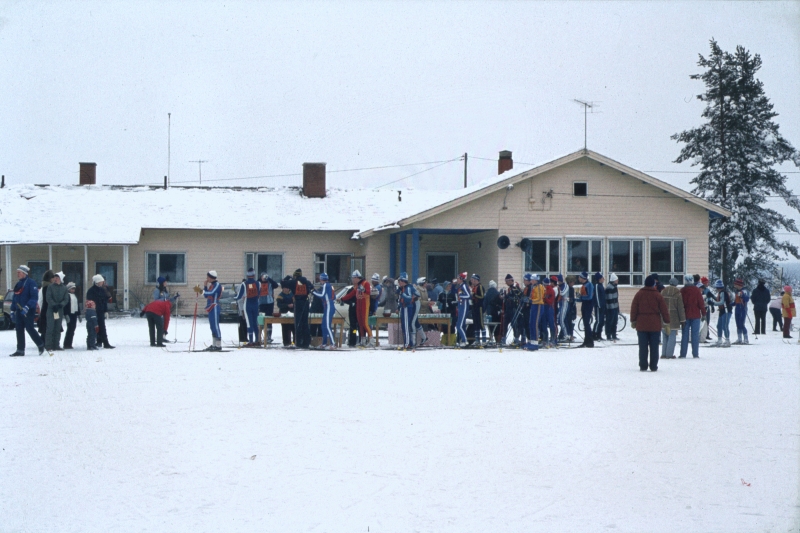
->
<box><xmin>146</xmin><ymin>253</ymin><xmax>186</xmax><ymax>284</ymax></box>
<box><xmin>549</xmin><ymin>240</ymin><xmax>560</xmax><ymax>272</ymax></box>
<box><xmin>609</xmin><ymin>241</ymin><xmax>631</xmax><ymax>272</ymax></box>
<box><xmin>427</xmin><ymin>254</ymin><xmax>457</xmax><ymax>283</ymax></box>
<box><xmin>650</xmin><ymin>241</ymin><xmax>672</xmax><ymax>273</ymax></box>
<box><xmin>591</xmin><ymin>241</ymin><xmax>602</xmax><ymax>272</ymax></box>
<box><xmin>673</xmin><ymin>241</ymin><xmax>684</xmax><ymax>273</ymax></box>
<box><xmin>633</xmin><ymin>241</ymin><xmax>643</xmax><ymax>272</ymax></box>
<box><xmin>526</xmin><ymin>240</ymin><xmax>547</xmax><ymax>272</ymax></box>
<box><xmin>147</xmin><ymin>254</ymin><xmax>158</xmax><ymax>283</ymax></box>
<box><xmin>256</xmin><ymin>254</ymin><xmax>283</xmax><ymax>280</ymax></box>
<box><xmin>567</xmin><ymin>241</ymin><xmax>588</xmax><ymax>272</ymax></box>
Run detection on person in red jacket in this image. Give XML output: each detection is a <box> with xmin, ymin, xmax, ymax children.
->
<box><xmin>630</xmin><ymin>275</ymin><xmax>670</xmax><ymax>372</ymax></box>
<box><xmin>140</xmin><ymin>299</ymin><xmax>172</xmax><ymax>347</ymax></box>
<box><xmin>342</xmin><ymin>270</ymin><xmax>374</xmax><ymax>346</ymax></box>
<box><xmin>679</xmin><ymin>274</ymin><xmax>706</xmax><ymax>358</ymax></box>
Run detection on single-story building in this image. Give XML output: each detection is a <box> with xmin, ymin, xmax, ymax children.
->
<box><xmin>0</xmin><ymin>149</ymin><xmax>730</xmax><ymax>313</ymax></box>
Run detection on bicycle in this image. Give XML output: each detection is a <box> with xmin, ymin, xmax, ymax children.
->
<box><xmin>577</xmin><ymin>312</ymin><xmax>628</xmax><ymax>333</ymax></box>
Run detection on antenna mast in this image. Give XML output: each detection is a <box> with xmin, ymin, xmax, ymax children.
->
<box><xmin>573</xmin><ymin>99</ymin><xmax>598</xmax><ymax>151</ymax></box>
<box><xmin>189</xmin><ymin>160</ymin><xmax>208</xmax><ymax>185</ymax></box>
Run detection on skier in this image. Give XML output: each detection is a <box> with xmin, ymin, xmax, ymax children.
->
<box><xmin>524</xmin><ymin>274</ymin><xmax>543</xmax><ymax>350</ymax></box>
<box><xmin>701</xmin><ymin>276</ymin><xmax>716</xmax><ymax>341</ymax></box>
<box><xmin>381</xmin><ymin>276</ymin><xmax>398</xmax><ymax>316</ymax></box>
<box><xmin>592</xmin><ymin>272</ymin><xmax>607</xmax><ymax>341</ymax></box>
<box><xmin>236</xmin><ymin>268</ymin><xmax>261</xmax><ymax>346</ymax></box>
<box><xmin>291</xmin><ymin>269</ymin><xmax>314</xmax><ymax>348</ymax></box>
<box><xmin>140</xmin><ymin>299</ymin><xmax>172</xmax><ymax>347</ymax></box>
<box><xmin>577</xmin><ymin>272</ymin><xmax>594</xmax><ymax>348</ymax></box>
<box><xmin>86</xmin><ymin>274</ymin><xmax>114</xmax><ymax>349</ymax></box>
<box><xmin>469</xmin><ymin>274</ymin><xmax>485</xmax><ymax>344</ymax></box>
<box><xmin>397</xmin><ymin>272</ymin><xmax>419</xmax><ymax>350</ymax></box>
<box><xmin>369</xmin><ymin>273</ymin><xmax>383</xmax><ymax>316</ymax></box>
<box><xmin>312</xmin><ymin>273</ymin><xmax>336</xmax><ymax>349</ymax></box>
<box><xmin>604</xmin><ymin>273</ymin><xmax>620</xmax><ymax>341</ymax></box>
<box><xmin>152</xmin><ymin>276</ymin><xmax>179</xmax><ymax>303</ymax></box>
<box><xmin>345</xmin><ymin>270</ymin><xmax>373</xmax><ymax>346</ymax></box>
<box><xmin>539</xmin><ymin>276</ymin><xmax>557</xmax><ymax>348</ymax></box>
<box><xmin>8</xmin><ymin>265</ymin><xmax>45</xmax><ymax>356</ymax></box>
<box><xmin>555</xmin><ymin>275</ymin><xmax>570</xmax><ymax>342</ymax></box>
<box><xmin>712</xmin><ymin>279</ymin><xmax>731</xmax><ymax>347</ymax></box>
<box><xmin>454</xmin><ymin>272</ymin><xmax>471</xmax><ymax>347</ymax></box>
<box><xmin>44</xmin><ymin>271</ymin><xmax>70</xmax><ymax>352</ymax></box>
<box><xmin>500</xmin><ymin>274</ymin><xmax>523</xmax><ymax>345</ymax></box>
<box><xmin>520</xmin><ymin>273</ymin><xmax>534</xmax><ymax>345</ymax></box>
<box><xmin>258</xmin><ymin>272</ymin><xmax>280</xmax><ymax>343</ymax></box>
<box><xmin>732</xmin><ymin>278</ymin><xmax>750</xmax><ymax>345</ymax></box>
<box><xmin>201</xmin><ymin>271</ymin><xmax>223</xmax><ymax>351</ymax></box>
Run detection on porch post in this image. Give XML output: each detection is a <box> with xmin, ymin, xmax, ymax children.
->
<box><xmin>84</xmin><ymin>245</ymin><xmax>89</xmax><ymax>297</ymax></box>
<box><xmin>411</xmin><ymin>229</ymin><xmax>420</xmax><ymax>282</ymax></box>
<box><xmin>399</xmin><ymin>232</ymin><xmax>407</xmax><ymax>276</ymax></box>
<box><xmin>123</xmin><ymin>245</ymin><xmax>130</xmax><ymax>311</ymax></box>
<box><xmin>5</xmin><ymin>245</ymin><xmax>11</xmax><ymax>291</ymax></box>
<box><xmin>48</xmin><ymin>245</ymin><xmax>53</xmax><ymax>270</ymax></box>
<box><xmin>389</xmin><ymin>233</ymin><xmax>397</xmax><ymax>279</ymax></box>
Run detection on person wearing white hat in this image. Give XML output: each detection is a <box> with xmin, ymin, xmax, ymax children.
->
<box><xmin>86</xmin><ymin>273</ymin><xmax>115</xmax><ymax>349</ymax></box>
<box><xmin>63</xmin><ymin>282</ymin><xmax>80</xmax><ymax>349</ymax></box>
<box><xmin>9</xmin><ymin>265</ymin><xmax>45</xmax><ymax>356</ymax></box>
<box><xmin>202</xmin><ymin>270</ymin><xmax>223</xmax><ymax>351</ymax></box>
<box><xmin>605</xmin><ymin>273</ymin><xmax>620</xmax><ymax>341</ymax></box>
<box><xmin>369</xmin><ymin>273</ymin><xmax>383</xmax><ymax>316</ymax></box>
<box><xmin>44</xmin><ymin>272</ymin><xmax>70</xmax><ymax>351</ymax></box>
<box><xmin>350</xmin><ymin>270</ymin><xmax>373</xmax><ymax>346</ymax></box>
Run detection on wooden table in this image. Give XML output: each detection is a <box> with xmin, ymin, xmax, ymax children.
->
<box><xmin>372</xmin><ymin>316</ymin><xmax>452</xmax><ymax>347</ymax></box>
<box><xmin>260</xmin><ymin>316</ymin><xmax>346</xmax><ymax>347</ymax></box>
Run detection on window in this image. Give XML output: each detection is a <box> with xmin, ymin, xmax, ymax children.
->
<box><xmin>245</xmin><ymin>253</ymin><xmax>283</xmax><ymax>281</ymax></box>
<box><xmin>426</xmin><ymin>253</ymin><xmax>457</xmax><ymax>283</ymax></box>
<box><xmin>573</xmin><ymin>182</ymin><xmax>588</xmax><ymax>197</ymax></box>
<box><xmin>314</xmin><ymin>253</ymin><xmax>353</xmax><ymax>284</ymax></box>
<box><xmin>608</xmin><ymin>240</ymin><xmax>644</xmax><ymax>285</ymax></box>
<box><xmin>27</xmin><ymin>261</ymin><xmax>50</xmax><ymax>284</ymax></box>
<box><xmin>523</xmin><ymin>239</ymin><xmax>561</xmax><ymax>276</ymax></box>
<box><xmin>650</xmin><ymin>240</ymin><xmax>685</xmax><ymax>279</ymax></box>
<box><xmin>146</xmin><ymin>253</ymin><xmax>186</xmax><ymax>284</ymax></box>
<box><xmin>567</xmin><ymin>239</ymin><xmax>602</xmax><ymax>274</ymax></box>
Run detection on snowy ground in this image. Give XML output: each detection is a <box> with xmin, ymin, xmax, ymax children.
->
<box><xmin>1</xmin><ymin>316</ymin><xmax>798</xmax><ymax>533</ymax></box>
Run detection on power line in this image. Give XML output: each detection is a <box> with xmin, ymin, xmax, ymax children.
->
<box><xmin>376</xmin><ymin>158</ymin><xmax>461</xmax><ymax>188</ymax></box>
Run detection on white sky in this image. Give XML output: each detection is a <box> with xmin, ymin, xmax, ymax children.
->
<box><xmin>1</xmin><ymin>1</ymin><xmax>798</xmax><ymax>239</ymax></box>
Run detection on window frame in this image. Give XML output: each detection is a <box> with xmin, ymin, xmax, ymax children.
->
<box><xmin>607</xmin><ymin>238</ymin><xmax>646</xmax><ymax>287</ymax></box>
<box><xmin>522</xmin><ymin>237</ymin><xmax>562</xmax><ymax>278</ymax></box>
<box><xmin>26</xmin><ymin>261</ymin><xmax>50</xmax><ymax>285</ymax></box>
<box><xmin>426</xmin><ymin>252</ymin><xmax>459</xmax><ymax>283</ymax></box>
<box><xmin>573</xmin><ymin>181</ymin><xmax>588</xmax><ymax>197</ymax></box>
<box><xmin>314</xmin><ymin>252</ymin><xmax>355</xmax><ymax>284</ymax></box>
<box><xmin>648</xmin><ymin>238</ymin><xmax>687</xmax><ymax>280</ymax></box>
<box><xmin>565</xmin><ymin>237</ymin><xmax>603</xmax><ymax>276</ymax></box>
<box><xmin>245</xmin><ymin>252</ymin><xmax>284</xmax><ymax>281</ymax></box>
<box><xmin>145</xmin><ymin>251</ymin><xmax>187</xmax><ymax>285</ymax></box>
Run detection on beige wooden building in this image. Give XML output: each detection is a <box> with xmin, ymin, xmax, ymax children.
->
<box><xmin>1</xmin><ymin>150</ymin><xmax>729</xmax><ymax>313</ymax></box>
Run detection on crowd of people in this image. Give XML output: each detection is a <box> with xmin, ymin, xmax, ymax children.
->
<box><xmin>8</xmin><ymin>263</ymin><xmax>797</xmax><ymax>363</ymax></box>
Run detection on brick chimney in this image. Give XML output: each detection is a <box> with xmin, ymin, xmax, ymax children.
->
<box><xmin>498</xmin><ymin>151</ymin><xmax>513</xmax><ymax>175</ymax></box>
<box><xmin>303</xmin><ymin>163</ymin><xmax>326</xmax><ymax>198</ymax></box>
<box><xmin>79</xmin><ymin>162</ymin><xmax>97</xmax><ymax>185</ymax></box>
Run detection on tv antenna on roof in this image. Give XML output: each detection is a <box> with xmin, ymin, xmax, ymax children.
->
<box><xmin>189</xmin><ymin>159</ymin><xmax>208</xmax><ymax>185</ymax></box>
<box><xmin>573</xmin><ymin>99</ymin><xmax>600</xmax><ymax>152</ymax></box>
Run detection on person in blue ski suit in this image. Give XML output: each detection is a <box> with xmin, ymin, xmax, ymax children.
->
<box><xmin>369</xmin><ymin>273</ymin><xmax>383</xmax><ymax>316</ymax></box>
<box><xmin>397</xmin><ymin>273</ymin><xmax>419</xmax><ymax>349</ymax></box>
<box><xmin>713</xmin><ymin>279</ymin><xmax>731</xmax><ymax>347</ymax></box>
<box><xmin>455</xmin><ymin>272</ymin><xmax>471</xmax><ymax>346</ymax></box>
<box><xmin>312</xmin><ymin>273</ymin><xmax>336</xmax><ymax>348</ymax></box>
<box><xmin>203</xmin><ymin>270</ymin><xmax>223</xmax><ymax>351</ymax></box>
<box><xmin>577</xmin><ymin>272</ymin><xmax>595</xmax><ymax>348</ymax></box>
<box><xmin>732</xmin><ymin>278</ymin><xmax>750</xmax><ymax>344</ymax></box>
<box><xmin>592</xmin><ymin>272</ymin><xmax>606</xmax><ymax>341</ymax></box>
<box><xmin>9</xmin><ymin>265</ymin><xmax>45</xmax><ymax>356</ymax></box>
<box><xmin>236</xmin><ymin>268</ymin><xmax>261</xmax><ymax>345</ymax></box>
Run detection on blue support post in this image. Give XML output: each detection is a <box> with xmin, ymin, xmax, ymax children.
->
<box><xmin>411</xmin><ymin>229</ymin><xmax>420</xmax><ymax>283</ymax></box>
<box><xmin>389</xmin><ymin>233</ymin><xmax>397</xmax><ymax>278</ymax></box>
<box><xmin>399</xmin><ymin>232</ymin><xmax>407</xmax><ymax>277</ymax></box>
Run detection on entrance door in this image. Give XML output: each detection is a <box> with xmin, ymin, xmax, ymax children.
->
<box><xmin>96</xmin><ymin>262</ymin><xmax>118</xmax><ymax>306</ymax></box>
<box><xmin>426</xmin><ymin>253</ymin><xmax>457</xmax><ymax>284</ymax></box>
<box><xmin>61</xmin><ymin>261</ymin><xmax>84</xmax><ymax>303</ymax></box>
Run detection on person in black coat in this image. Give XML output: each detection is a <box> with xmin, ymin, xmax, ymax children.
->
<box><xmin>483</xmin><ymin>280</ymin><xmax>502</xmax><ymax>343</ymax></box>
<box><xmin>276</xmin><ymin>278</ymin><xmax>295</xmax><ymax>346</ymax></box>
<box><xmin>290</xmin><ymin>269</ymin><xmax>314</xmax><ymax>348</ymax></box>
<box><xmin>63</xmin><ymin>282</ymin><xmax>80</xmax><ymax>349</ymax></box>
<box><xmin>37</xmin><ymin>270</ymin><xmax>55</xmax><ymax>338</ymax></box>
<box><xmin>86</xmin><ymin>274</ymin><xmax>115</xmax><ymax>349</ymax></box>
<box><xmin>750</xmin><ymin>279</ymin><xmax>771</xmax><ymax>335</ymax></box>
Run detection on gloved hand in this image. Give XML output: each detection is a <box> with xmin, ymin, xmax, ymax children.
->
<box><xmin>94</xmin><ymin>326</ymin><xmax>100</xmax><ymax>333</ymax></box>
<box><xmin>664</xmin><ymin>324</ymin><xmax>671</xmax><ymax>336</ymax></box>
<box><xmin>680</xmin><ymin>322</ymin><xmax>685</xmax><ymax>328</ymax></box>
<box><xmin>20</xmin><ymin>306</ymin><xmax>29</xmax><ymax>317</ymax></box>
<box><xmin>631</xmin><ymin>321</ymin><xmax>637</xmax><ymax>330</ymax></box>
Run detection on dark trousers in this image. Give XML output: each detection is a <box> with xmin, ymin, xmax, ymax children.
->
<box><xmin>502</xmin><ymin>302</ymin><xmax>521</xmax><ymax>343</ymax></box>
<box><xmin>581</xmin><ymin>303</ymin><xmax>594</xmax><ymax>347</ymax></box>
<box><xmin>97</xmin><ymin>314</ymin><xmax>110</xmax><ymax>346</ymax></box>
<box><xmin>638</xmin><ymin>331</ymin><xmax>660</xmax><ymax>370</ymax></box>
<box><xmin>769</xmin><ymin>308</ymin><xmax>783</xmax><ymax>331</ymax></box>
<box><xmin>605</xmin><ymin>308</ymin><xmax>619</xmax><ymax>339</ymax></box>
<box><xmin>784</xmin><ymin>317</ymin><xmax>793</xmax><ymax>338</ymax></box>
<box><xmin>16</xmin><ymin>311</ymin><xmax>43</xmax><ymax>351</ymax></box>
<box><xmin>146</xmin><ymin>312</ymin><xmax>165</xmax><ymax>346</ymax></box>
<box><xmin>753</xmin><ymin>310</ymin><xmax>766</xmax><ymax>334</ymax></box>
<box><xmin>347</xmin><ymin>304</ymin><xmax>358</xmax><ymax>346</ymax></box>
<box><xmin>281</xmin><ymin>323</ymin><xmax>295</xmax><ymax>346</ymax></box>
<box><xmin>294</xmin><ymin>299</ymin><xmax>311</xmax><ymax>348</ymax></box>
<box><xmin>593</xmin><ymin>307</ymin><xmax>606</xmax><ymax>339</ymax></box>
<box><xmin>467</xmin><ymin>304</ymin><xmax>485</xmax><ymax>342</ymax></box>
<box><xmin>64</xmin><ymin>313</ymin><xmax>78</xmax><ymax>347</ymax></box>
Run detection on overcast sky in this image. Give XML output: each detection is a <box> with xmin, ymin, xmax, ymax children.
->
<box><xmin>2</xmin><ymin>1</ymin><xmax>798</xmax><ymax>237</ymax></box>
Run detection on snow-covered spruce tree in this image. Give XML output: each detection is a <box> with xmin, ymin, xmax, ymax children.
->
<box><xmin>672</xmin><ymin>39</ymin><xmax>800</xmax><ymax>286</ymax></box>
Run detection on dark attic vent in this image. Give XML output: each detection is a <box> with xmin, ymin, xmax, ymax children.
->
<box><xmin>573</xmin><ymin>182</ymin><xmax>588</xmax><ymax>197</ymax></box>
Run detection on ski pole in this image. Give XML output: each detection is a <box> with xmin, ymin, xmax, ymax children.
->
<box><xmin>746</xmin><ymin>312</ymin><xmax>758</xmax><ymax>340</ymax></box>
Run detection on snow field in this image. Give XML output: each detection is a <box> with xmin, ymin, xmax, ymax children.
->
<box><xmin>1</xmin><ymin>317</ymin><xmax>798</xmax><ymax>532</ymax></box>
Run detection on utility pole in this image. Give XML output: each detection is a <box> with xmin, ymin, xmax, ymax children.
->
<box><xmin>167</xmin><ymin>113</ymin><xmax>171</xmax><ymax>187</ymax></box>
<box><xmin>463</xmin><ymin>153</ymin><xmax>468</xmax><ymax>188</ymax></box>
<box><xmin>189</xmin><ymin>160</ymin><xmax>208</xmax><ymax>185</ymax></box>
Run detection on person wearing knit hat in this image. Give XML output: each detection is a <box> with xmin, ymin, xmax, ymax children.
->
<box><xmin>781</xmin><ymin>285</ymin><xmax>795</xmax><ymax>338</ymax></box>
<box><xmin>539</xmin><ymin>275</ymin><xmax>557</xmax><ymax>348</ymax></box>
<box><xmin>630</xmin><ymin>272</ymin><xmax>670</xmax><ymax>371</ymax></box>
<box><xmin>369</xmin><ymin>273</ymin><xmax>384</xmax><ymax>317</ymax></box>
<box><xmin>576</xmin><ymin>272</ymin><xmax>595</xmax><ymax>348</ymax></box>
<box><xmin>63</xmin><ymin>281</ymin><xmax>80</xmax><ymax>349</ymax></box>
<box><xmin>201</xmin><ymin>270</ymin><xmax>224</xmax><ymax>351</ymax></box>
<box><xmin>257</xmin><ymin>272</ymin><xmax>280</xmax><ymax>343</ymax></box>
<box><xmin>290</xmin><ymin>269</ymin><xmax>314</xmax><ymax>348</ymax></box>
<box><xmin>396</xmin><ymin>272</ymin><xmax>420</xmax><ymax>350</ymax></box>
<box><xmin>592</xmin><ymin>273</ymin><xmax>607</xmax><ymax>341</ymax></box>
<box><xmin>468</xmin><ymin>273</ymin><xmax>486</xmax><ymax>344</ymax></box>
<box><xmin>500</xmin><ymin>273</ymin><xmax>523</xmax><ymax>344</ymax></box>
<box><xmin>483</xmin><ymin>280</ymin><xmax>501</xmax><ymax>343</ymax></box>
<box><xmin>84</xmin><ymin>299</ymin><xmax>99</xmax><ymax>350</ymax></box>
<box><xmin>8</xmin><ymin>265</ymin><xmax>45</xmax><ymax>356</ymax></box>
<box><xmin>453</xmin><ymin>270</ymin><xmax>472</xmax><ymax>347</ymax></box>
<box><xmin>732</xmin><ymin>279</ymin><xmax>750</xmax><ymax>345</ymax></box>
<box><xmin>311</xmin><ymin>273</ymin><xmax>336</xmax><ymax>349</ymax></box>
<box><xmin>712</xmin><ymin>279</ymin><xmax>732</xmax><ymax>347</ymax></box>
<box><xmin>86</xmin><ymin>273</ymin><xmax>115</xmax><ymax>349</ymax></box>
<box><xmin>555</xmin><ymin>274</ymin><xmax>570</xmax><ymax>343</ymax></box>
<box><xmin>605</xmin><ymin>273</ymin><xmax>620</xmax><ymax>341</ymax></box>
<box><xmin>699</xmin><ymin>276</ymin><xmax>715</xmax><ymax>341</ymax></box>
<box><xmin>275</xmin><ymin>278</ymin><xmax>296</xmax><ymax>346</ymax></box>
<box><xmin>679</xmin><ymin>274</ymin><xmax>706</xmax><ymax>358</ymax></box>
<box><xmin>44</xmin><ymin>270</ymin><xmax>70</xmax><ymax>351</ymax></box>
<box><xmin>660</xmin><ymin>275</ymin><xmax>685</xmax><ymax>358</ymax></box>
<box><xmin>349</xmin><ymin>269</ymin><xmax>373</xmax><ymax>346</ymax></box>
<box><xmin>505</xmin><ymin>274</ymin><xmax>514</xmax><ymax>281</ymax></box>
<box><xmin>236</xmin><ymin>267</ymin><xmax>262</xmax><ymax>346</ymax></box>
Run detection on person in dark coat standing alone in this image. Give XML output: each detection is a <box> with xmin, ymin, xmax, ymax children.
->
<box><xmin>87</xmin><ymin>274</ymin><xmax>115</xmax><ymax>349</ymax></box>
<box><xmin>750</xmin><ymin>279</ymin><xmax>770</xmax><ymax>335</ymax></box>
<box><xmin>9</xmin><ymin>265</ymin><xmax>45</xmax><ymax>356</ymax></box>
<box><xmin>630</xmin><ymin>275</ymin><xmax>670</xmax><ymax>372</ymax></box>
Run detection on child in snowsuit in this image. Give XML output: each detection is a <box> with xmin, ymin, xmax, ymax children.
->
<box><xmin>312</xmin><ymin>273</ymin><xmax>336</xmax><ymax>348</ymax></box>
<box><xmin>85</xmin><ymin>300</ymin><xmax>99</xmax><ymax>350</ymax></box>
<box><xmin>732</xmin><ymin>278</ymin><xmax>750</xmax><ymax>345</ymax></box>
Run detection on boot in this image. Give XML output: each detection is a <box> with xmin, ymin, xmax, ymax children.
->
<box><xmin>103</xmin><ymin>342</ymin><xmax>115</xmax><ymax>349</ymax></box>
<box><xmin>743</xmin><ymin>332</ymin><xmax>749</xmax><ymax>345</ymax></box>
<box><xmin>9</xmin><ymin>350</ymin><xmax>24</xmax><ymax>357</ymax></box>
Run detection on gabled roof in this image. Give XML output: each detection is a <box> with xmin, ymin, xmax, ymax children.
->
<box><xmin>355</xmin><ymin>149</ymin><xmax>731</xmax><ymax>238</ymax></box>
